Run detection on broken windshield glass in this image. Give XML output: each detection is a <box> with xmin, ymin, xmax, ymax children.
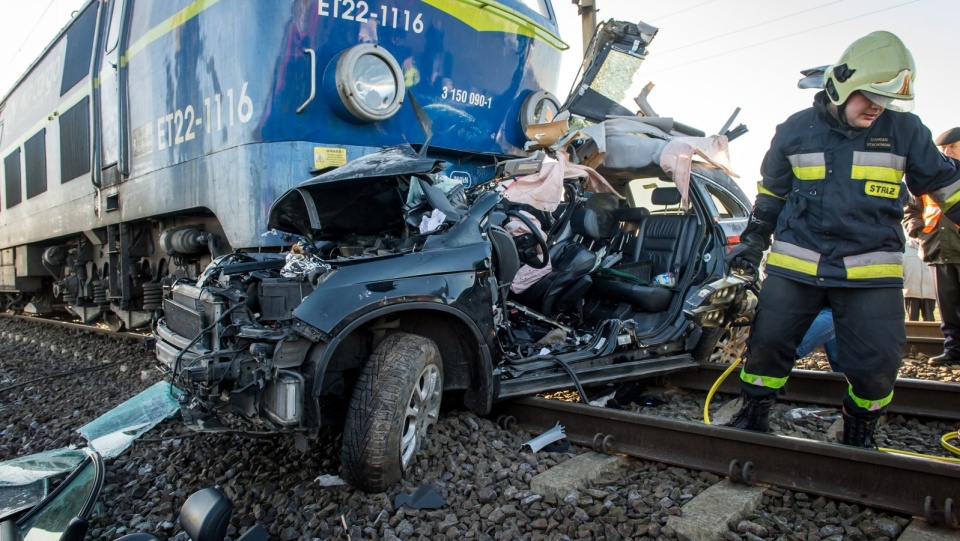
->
<box><xmin>77</xmin><ymin>381</ymin><xmax>181</xmax><ymax>459</ymax></box>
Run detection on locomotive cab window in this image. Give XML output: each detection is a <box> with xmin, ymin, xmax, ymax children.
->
<box><xmin>4</xmin><ymin>149</ymin><xmax>21</xmax><ymax>209</ymax></box>
<box><xmin>59</xmin><ymin>4</ymin><xmax>98</xmax><ymax>96</ymax></box>
<box><xmin>25</xmin><ymin>129</ymin><xmax>47</xmax><ymax>199</ymax></box>
<box><xmin>105</xmin><ymin>0</ymin><xmax>124</xmax><ymax>54</ymax></box>
<box><xmin>516</xmin><ymin>0</ymin><xmax>552</xmax><ymax>18</ymax></box>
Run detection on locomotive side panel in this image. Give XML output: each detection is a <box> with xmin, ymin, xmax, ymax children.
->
<box><xmin>0</xmin><ymin>0</ymin><xmax>564</xmax><ymax>327</ymax></box>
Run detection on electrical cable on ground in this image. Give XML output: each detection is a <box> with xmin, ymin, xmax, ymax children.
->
<box><xmin>0</xmin><ymin>360</ymin><xmax>123</xmax><ymax>393</ymax></box>
<box><xmin>703</xmin><ymin>358</ymin><xmax>960</xmax><ymax>463</ymax></box>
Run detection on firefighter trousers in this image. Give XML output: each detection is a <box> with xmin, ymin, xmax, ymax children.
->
<box><xmin>741</xmin><ymin>275</ymin><xmax>905</xmax><ymax>417</ymax></box>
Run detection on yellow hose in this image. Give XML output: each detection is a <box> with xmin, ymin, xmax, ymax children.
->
<box><xmin>702</xmin><ymin>358</ymin><xmax>743</xmax><ymax>425</ymax></box>
<box><xmin>703</xmin><ymin>361</ymin><xmax>960</xmax><ymax>462</ymax></box>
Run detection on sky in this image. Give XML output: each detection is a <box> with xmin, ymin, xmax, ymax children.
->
<box><xmin>552</xmin><ymin>0</ymin><xmax>960</xmax><ymax>199</ymax></box>
<box><xmin>0</xmin><ymin>0</ymin><xmax>956</xmax><ymax>200</ymax></box>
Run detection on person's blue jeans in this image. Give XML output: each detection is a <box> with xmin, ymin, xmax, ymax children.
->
<box><xmin>795</xmin><ymin>308</ymin><xmax>840</xmax><ymax>372</ymax></box>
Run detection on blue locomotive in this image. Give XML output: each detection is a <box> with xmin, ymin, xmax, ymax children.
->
<box><xmin>0</xmin><ymin>0</ymin><xmax>565</xmax><ymax>329</ymax></box>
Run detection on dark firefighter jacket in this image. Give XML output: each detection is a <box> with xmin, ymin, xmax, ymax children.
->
<box><xmin>903</xmin><ymin>194</ymin><xmax>960</xmax><ymax>264</ymax></box>
<box><xmin>754</xmin><ymin>91</ymin><xmax>960</xmax><ymax>287</ymax></box>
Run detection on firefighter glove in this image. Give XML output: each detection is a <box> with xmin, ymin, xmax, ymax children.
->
<box><xmin>725</xmin><ymin>233</ymin><xmax>766</xmax><ymax>270</ymax></box>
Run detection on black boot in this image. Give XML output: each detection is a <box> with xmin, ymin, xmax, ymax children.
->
<box><xmin>929</xmin><ymin>351</ymin><xmax>960</xmax><ymax>366</ymax></box>
<box><xmin>725</xmin><ymin>395</ymin><xmax>775</xmax><ymax>433</ymax></box>
<box><xmin>841</xmin><ymin>409</ymin><xmax>879</xmax><ymax>448</ymax></box>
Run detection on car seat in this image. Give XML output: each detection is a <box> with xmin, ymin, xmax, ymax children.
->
<box><xmin>512</xmin><ymin>206</ymin><xmax>602</xmax><ymax>317</ymax></box>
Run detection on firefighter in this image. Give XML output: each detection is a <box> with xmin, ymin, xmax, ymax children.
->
<box><xmin>725</xmin><ymin>31</ymin><xmax>960</xmax><ymax>447</ymax></box>
<box><xmin>903</xmin><ymin>128</ymin><xmax>960</xmax><ymax>364</ymax></box>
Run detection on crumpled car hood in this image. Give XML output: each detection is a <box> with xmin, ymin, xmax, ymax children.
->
<box><xmin>267</xmin><ymin>147</ymin><xmax>445</xmax><ymax>238</ymax></box>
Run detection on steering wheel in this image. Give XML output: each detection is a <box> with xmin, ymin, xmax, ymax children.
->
<box><xmin>506</xmin><ymin>210</ymin><xmax>549</xmax><ymax>269</ymax></box>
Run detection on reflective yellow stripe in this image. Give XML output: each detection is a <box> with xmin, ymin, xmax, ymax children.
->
<box><xmin>850</xmin><ymin>151</ymin><xmax>905</xmax><ymax>183</ymax></box>
<box><xmin>122</xmin><ymin>0</ymin><xmax>221</xmax><ymax>66</ymax></box>
<box><xmin>792</xmin><ymin>166</ymin><xmax>826</xmax><ymax>181</ymax></box>
<box><xmin>851</xmin><ymin>165</ymin><xmax>903</xmax><ymax>183</ymax></box>
<box><xmin>421</xmin><ymin>0</ymin><xmax>568</xmax><ymax>50</ymax></box>
<box><xmin>848</xmin><ymin>386</ymin><xmax>893</xmax><ymax>412</ymax></box>
<box><xmin>740</xmin><ymin>369</ymin><xmax>788</xmax><ymax>389</ymax></box>
<box><xmin>788</xmin><ymin>153</ymin><xmax>826</xmax><ymax>181</ymax></box>
<box><xmin>846</xmin><ymin>263</ymin><xmax>903</xmax><ymax>280</ymax></box>
<box><xmin>768</xmin><ymin>241</ymin><xmax>821</xmax><ymax>276</ymax></box>
<box><xmin>767</xmin><ymin>253</ymin><xmax>818</xmax><ymax>275</ymax></box>
<box><xmin>756</xmin><ymin>182</ymin><xmax>786</xmax><ymax>200</ymax></box>
<box><xmin>940</xmin><ymin>185</ymin><xmax>960</xmax><ymax>214</ymax></box>
<box><xmin>843</xmin><ymin>251</ymin><xmax>902</xmax><ymax>280</ymax></box>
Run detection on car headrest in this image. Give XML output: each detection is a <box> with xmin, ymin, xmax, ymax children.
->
<box><xmin>612</xmin><ymin>207</ymin><xmax>650</xmax><ymax>223</ymax></box>
<box><xmin>584</xmin><ymin>193</ymin><xmax>621</xmax><ymax>238</ymax></box>
<box><xmin>570</xmin><ymin>207</ymin><xmax>600</xmax><ymax>240</ymax></box>
<box><xmin>651</xmin><ymin>187</ymin><xmax>681</xmax><ymax>206</ymax></box>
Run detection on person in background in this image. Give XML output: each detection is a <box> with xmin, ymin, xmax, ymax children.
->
<box><xmin>903</xmin><ymin>127</ymin><xmax>960</xmax><ymax>364</ymax></box>
<box><xmin>725</xmin><ymin>31</ymin><xmax>960</xmax><ymax>448</ymax></box>
<box><xmin>795</xmin><ymin>308</ymin><xmax>840</xmax><ymax>371</ymax></box>
<box><xmin>902</xmin><ymin>235</ymin><xmax>937</xmax><ymax>322</ymax></box>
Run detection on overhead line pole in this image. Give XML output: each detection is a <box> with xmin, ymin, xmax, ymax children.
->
<box><xmin>573</xmin><ymin>0</ymin><xmax>598</xmax><ymax>52</ymax></box>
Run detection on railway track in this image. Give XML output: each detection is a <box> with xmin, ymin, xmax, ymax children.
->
<box><xmin>906</xmin><ymin>320</ymin><xmax>944</xmax><ymax>357</ymax></box>
<box><xmin>495</xmin><ymin>395</ymin><xmax>960</xmax><ymax>528</ymax></box>
<box><xmin>495</xmin><ymin>361</ymin><xmax>960</xmax><ymax>529</ymax></box>
<box><xmin>0</xmin><ymin>312</ymin><xmax>151</xmax><ymax>342</ymax></box>
<box><xmin>670</xmin><ymin>363</ymin><xmax>960</xmax><ymax>421</ymax></box>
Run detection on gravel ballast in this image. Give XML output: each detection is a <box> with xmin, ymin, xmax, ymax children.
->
<box><xmin>1</xmin><ymin>317</ymin><xmax>956</xmax><ymax>540</ymax></box>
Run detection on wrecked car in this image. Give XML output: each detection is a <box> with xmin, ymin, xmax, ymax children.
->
<box><xmin>152</xmin><ymin>20</ymin><xmax>757</xmax><ymax>492</ymax></box>
<box><xmin>153</xmin><ymin>146</ymin><xmax>755</xmax><ymax>492</ymax></box>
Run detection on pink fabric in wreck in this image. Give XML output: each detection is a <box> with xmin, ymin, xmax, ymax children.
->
<box><xmin>503</xmin><ymin>151</ymin><xmax>621</xmax><ymax>212</ymax></box>
<box><xmin>658</xmin><ymin>136</ymin><xmax>737</xmax><ymax>209</ymax></box>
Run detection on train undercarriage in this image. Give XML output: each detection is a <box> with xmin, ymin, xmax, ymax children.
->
<box><xmin>2</xmin><ymin>215</ymin><xmax>229</xmax><ymax>331</ymax></box>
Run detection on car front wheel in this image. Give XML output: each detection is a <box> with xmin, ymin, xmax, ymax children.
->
<box><xmin>692</xmin><ymin>324</ymin><xmax>750</xmax><ymax>364</ymax></box>
<box><xmin>340</xmin><ymin>332</ymin><xmax>443</xmax><ymax>492</ymax></box>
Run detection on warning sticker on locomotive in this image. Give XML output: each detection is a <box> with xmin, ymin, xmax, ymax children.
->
<box><xmin>132</xmin><ymin>123</ymin><xmax>154</xmax><ymax>160</ymax></box>
<box><xmin>314</xmin><ymin>147</ymin><xmax>348</xmax><ymax>169</ymax></box>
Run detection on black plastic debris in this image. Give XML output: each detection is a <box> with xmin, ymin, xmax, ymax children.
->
<box><xmin>542</xmin><ymin>438</ymin><xmax>570</xmax><ymax>453</ymax></box>
<box><xmin>638</xmin><ymin>396</ymin><xmax>667</xmax><ymax>407</ymax></box>
<box><xmin>394</xmin><ymin>484</ymin><xmax>446</xmax><ymax>510</ymax></box>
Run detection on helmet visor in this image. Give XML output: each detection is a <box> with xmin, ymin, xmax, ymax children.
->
<box><xmin>863</xmin><ymin>69</ymin><xmax>915</xmax><ymax>112</ymax></box>
<box><xmin>863</xmin><ymin>91</ymin><xmax>914</xmax><ymax>112</ymax></box>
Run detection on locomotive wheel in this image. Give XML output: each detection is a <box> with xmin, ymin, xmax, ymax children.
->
<box><xmin>102</xmin><ymin>312</ymin><xmax>125</xmax><ymax>332</ymax></box>
<box><xmin>340</xmin><ymin>332</ymin><xmax>443</xmax><ymax>492</ymax></box>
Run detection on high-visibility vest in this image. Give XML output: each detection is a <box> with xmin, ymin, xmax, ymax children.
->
<box><xmin>921</xmin><ymin>194</ymin><xmax>942</xmax><ymax>233</ymax></box>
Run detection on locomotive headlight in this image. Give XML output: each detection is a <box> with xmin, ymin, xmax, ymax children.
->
<box><xmin>330</xmin><ymin>44</ymin><xmax>404</xmax><ymax>123</ymax></box>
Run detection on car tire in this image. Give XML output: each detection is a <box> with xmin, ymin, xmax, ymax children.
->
<box><xmin>340</xmin><ymin>332</ymin><xmax>443</xmax><ymax>492</ymax></box>
<box><xmin>692</xmin><ymin>324</ymin><xmax>749</xmax><ymax>364</ymax></box>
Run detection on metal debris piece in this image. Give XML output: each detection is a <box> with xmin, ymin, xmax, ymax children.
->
<box><xmin>522</xmin><ymin>422</ymin><xmax>566</xmax><ymax>453</ymax></box>
<box><xmin>315</xmin><ymin>474</ymin><xmax>347</xmax><ymax>487</ymax></box>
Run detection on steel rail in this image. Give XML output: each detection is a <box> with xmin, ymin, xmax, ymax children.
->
<box><xmin>666</xmin><ymin>363</ymin><xmax>960</xmax><ymax>421</ymax></box>
<box><xmin>906</xmin><ymin>320</ymin><xmax>944</xmax><ymax>357</ymax></box>
<box><xmin>0</xmin><ymin>313</ymin><xmax>151</xmax><ymax>343</ymax></box>
<box><xmin>497</xmin><ymin>396</ymin><xmax>960</xmax><ymax>523</ymax></box>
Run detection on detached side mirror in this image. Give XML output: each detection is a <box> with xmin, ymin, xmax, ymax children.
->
<box><xmin>180</xmin><ymin>488</ymin><xmax>233</xmax><ymax>541</ymax></box>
